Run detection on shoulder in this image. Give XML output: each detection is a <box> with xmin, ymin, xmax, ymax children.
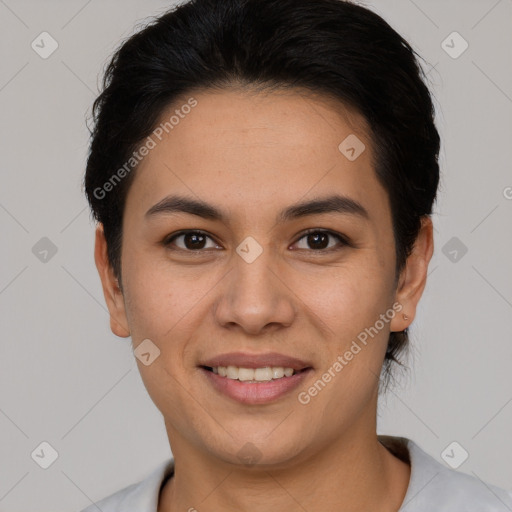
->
<box><xmin>425</xmin><ymin>468</ymin><xmax>512</xmax><ymax>511</ymax></box>
<box><xmin>79</xmin><ymin>480</ymin><xmax>140</xmax><ymax>512</ymax></box>
<box><xmin>382</xmin><ymin>436</ymin><xmax>512</xmax><ymax>512</ymax></box>
<box><xmin>79</xmin><ymin>459</ymin><xmax>174</xmax><ymax>512</ymax></box>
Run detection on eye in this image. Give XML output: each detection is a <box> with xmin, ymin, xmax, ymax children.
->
<box><xmin>162</xmin><ymin>229</ymin><xmax>350</xmax><ymax>253</ymax></box>
<box><xmin>291</xmin><ymin>229</ymin><xmax>349</xmax><ymax>251</ymax></box>
<box><xmin>163</xmin><ymin>230</ymin><xmax>222</xmax><ymax>251</ymax></box>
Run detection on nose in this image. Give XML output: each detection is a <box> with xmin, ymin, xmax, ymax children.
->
<box><xmin>213</xmin><ymin>245</ymin><xmax>296</xmax><ymax>336</ymax></box>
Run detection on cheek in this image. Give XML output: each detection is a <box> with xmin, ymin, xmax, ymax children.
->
<box><xmin>121</xmin><ymin>250</ymin><xmax>201</xmax><ymax>338</ymax></box>
<box><xmin>291</xmin><ymin>258</ymin><xmax>393</xmax><ymax>339</ymax></box>
<box><xmin>121</xmin><ymin>252</ymin><xmax>217</xmax><ymax>385</ymax></box>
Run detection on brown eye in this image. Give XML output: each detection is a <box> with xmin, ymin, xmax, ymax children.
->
<box><xmin>164</xmin><ymin>230</ymin><xmax>220</xmax><ymax>251</ymax></box>
<box><xmin>293</xmin><ymin>230</ymin><xmax>348</xmax><ymax>251</ymax></box>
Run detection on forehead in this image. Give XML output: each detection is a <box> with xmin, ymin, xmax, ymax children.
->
<box><xmin>125</xmin><ymin>87</ymin><xmax>389</xmax><ymax>227</ymax></box>
<box><xmin>158</xmin><ymin>86</ymin><xmax>370</xmax><ymax>162</ymax></box>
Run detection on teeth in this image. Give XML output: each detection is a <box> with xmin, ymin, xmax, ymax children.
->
<box><xmin>272</xmin><ymin>367</ymin><xmax>284</xmax><ymax>379</ymax></box>
<box><xmin>211</xmin><ymin>365</ymin><xmax>297</xmax><ymax>381</ymax></box>
<box><xmin>254</xmin><ymin>367</ymin><xmax>273</xmax><ymax>381</ymax></box>
<box><xmin>226</xmin><ymin>366</ymin><xmax>239</xmax><ymax>379</ymax></box>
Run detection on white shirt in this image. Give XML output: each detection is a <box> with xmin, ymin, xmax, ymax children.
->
<box><xmin>80</xmin><ymin>435</ymin><xmax>512</xmax><ymax>511</ymax></box>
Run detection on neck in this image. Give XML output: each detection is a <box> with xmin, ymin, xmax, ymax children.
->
<box><xmin>158</xmin><ymin>424</ymin><xmax>410</xmax><ymax>511</ymax></box>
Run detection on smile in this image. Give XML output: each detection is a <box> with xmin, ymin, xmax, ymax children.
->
<box><xmin>207</xmin><ymin>365</ymin><xmax>296</xmax><ymax>382</ymax></box>
<box><xmin>200</xmin><ymin>365</ymin><xmax>312</xmax><ymax>404</ymax></box>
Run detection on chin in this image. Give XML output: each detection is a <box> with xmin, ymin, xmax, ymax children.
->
<box><xmin>204</xmin><ymin>427</ymin><xmax>310</xmax><ymax>469</ymax></box>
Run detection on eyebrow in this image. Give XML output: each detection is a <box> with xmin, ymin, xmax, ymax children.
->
<box><xmin>145</xmin><ymin>194</ymin><xmax>369</xmax><ymax>223</ymax></box>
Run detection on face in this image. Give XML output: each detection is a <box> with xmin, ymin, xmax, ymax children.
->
<box><xmin>95</xmin><ymin>87</ymin><xmax>432</xmax><ymax>468</ymax></box>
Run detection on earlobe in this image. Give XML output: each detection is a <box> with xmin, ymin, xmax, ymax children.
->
<box><xmin>94</xmin><ymin>224</ymin><xmax>131</xmax><ymax>338</ymax></box>
<box><xmin>390</xmin><ymin>216</ymin><xmax>434</xmax><ymax>332</ymax></box>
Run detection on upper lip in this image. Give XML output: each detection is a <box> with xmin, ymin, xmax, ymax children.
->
<box><xmin>201</xmin><ymin>352</ymin><xmax>312</xmax><ymax>370</ymax></box>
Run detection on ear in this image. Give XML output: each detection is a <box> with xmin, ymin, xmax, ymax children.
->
<box><xmin>390</xmin><ymin>216</ymin><xmax>434</xmax><ymax>332</ymax></box>
<box><xmin>94</xmin><ymin>224</ymin><xmax>131</xmax><ymax>338</ymax></box>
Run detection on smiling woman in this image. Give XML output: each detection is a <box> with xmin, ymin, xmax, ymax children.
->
<box><xmin>81</xmin><ymin>1</ymin><xmax>511</xmax><ymax>511</ymax></box>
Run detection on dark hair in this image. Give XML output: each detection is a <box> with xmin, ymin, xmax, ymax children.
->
<box><xmin>84</xmin><ymin>0</ymin><xmax>440</xmax><ymax>391</ymax></box>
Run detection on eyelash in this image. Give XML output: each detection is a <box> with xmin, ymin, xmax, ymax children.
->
<box><xmin>162</xmin><ymin>229</ymin><xmax>351</xmax><ymax>253</ymax></box>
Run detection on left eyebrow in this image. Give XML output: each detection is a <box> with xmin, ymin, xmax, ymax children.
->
<box><xmin>277</xmin><ymin>194</ymin><xmax>369</xmax><ymax>223</ymax></box>
<box><xmin>144</xmin><ymin>193</ymin><xmax>369</xmax><ymax>223</ymax></box>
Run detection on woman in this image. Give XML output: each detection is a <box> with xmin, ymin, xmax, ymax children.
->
<box><xmin>82</xmin><ymin>0</ymin><xmax>512</xmax><ymax>510</ymax></box>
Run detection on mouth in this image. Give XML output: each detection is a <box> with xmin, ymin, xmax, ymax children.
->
<box><xmin>198</xmin><ymin>352</ymin><xmax>313</xmax><ymax>404</ymax></box>
<box><xmin>201</xmin><ymin>365</ymin><xmax>309</xmax><ymax>382</ymax></box>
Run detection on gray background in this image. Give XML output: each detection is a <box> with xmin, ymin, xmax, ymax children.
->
<box><xmin>0</xmin><ymin>0</ymin><xmax>511</xmax><ymax>510</ymax></box>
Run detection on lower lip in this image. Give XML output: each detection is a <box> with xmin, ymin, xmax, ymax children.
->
<box><xmin>200</xmin><ymin>367</ymin><xmax>313</xmax><ymax>405</ymax></box>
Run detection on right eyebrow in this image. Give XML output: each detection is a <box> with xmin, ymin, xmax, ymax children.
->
<box><xmin>145</xmin><ymin>195</ymin><xmax>225</xmax><ymax>221</ymax></box>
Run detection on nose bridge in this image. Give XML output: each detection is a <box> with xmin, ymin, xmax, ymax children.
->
<box><xmin>214</xmin><ymin>236</ymin><xmax>295</xmax><ymax>332</ymax></box>
<box><xmin>235</xmin><ymin>241</ymin><xmax>275</xmax><ymax>292</ymax></box>
<box><xmin>233</xmin><ymin>235</ymin><xmax>279</xmax><ymax>304</ymax></box>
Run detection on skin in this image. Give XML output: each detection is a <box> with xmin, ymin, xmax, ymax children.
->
<box><xmin>94</xmin><ymin>87</ymin><xmax>433</xmax><ymax>511</ymax></box>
